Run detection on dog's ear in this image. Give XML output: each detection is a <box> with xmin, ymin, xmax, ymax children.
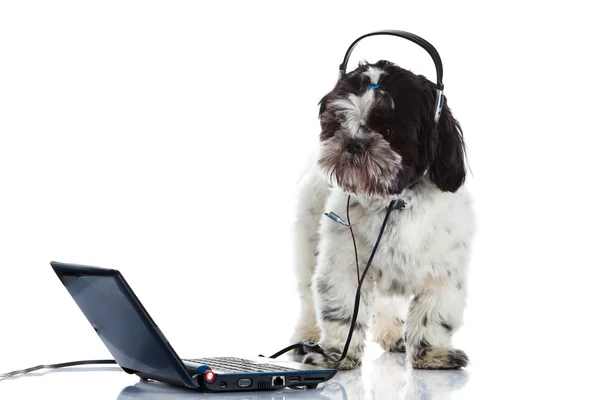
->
<box><xmin>318</xmin><ymin>91</ymin><xmax>332</xmax><ymax>119</ymax></box>
<box><xmin>317</xmin><ymin>91</ymin><xmax>340</xmax><ymax>141</ymax></box>
<box><xmin>427</xmin><ymin>97</ymin><xmax>467</xmax><ymax>192</ymax></box>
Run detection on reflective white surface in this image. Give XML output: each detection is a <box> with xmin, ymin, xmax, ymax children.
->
<box><xmin>1</xmin><ymin>331</ymin><xmax>597</xmax><ymax>398</ymax></box>
<box><xmin>116</xmin><ymin>354</ymin><xmax>468</xmax><ymax>400</ymax></box>
<box><xmin>1</xmin><ymin>349</ymin><xmax>471</xmax><ymax>400</ymax></box>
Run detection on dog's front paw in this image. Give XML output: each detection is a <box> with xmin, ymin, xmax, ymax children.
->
<box><xmin>302</xmin><ymin>346</ymin><xmax>362</xmax><ymax>370</ymax></box>
<box><xmin>290</xmin><ymin>325</ymin><xmax>321</xmax><ymax>355</ymax></box>
<box><xmin>411</xmin><ymin>346</ymin><xmax>469</xmax><ymax>370</ymax></box>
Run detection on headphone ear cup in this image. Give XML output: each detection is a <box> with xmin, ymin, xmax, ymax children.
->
<box><xmin>434</xmin><ymin>89</ymin><xmax>444</xmax><ymax>123</ymax></box>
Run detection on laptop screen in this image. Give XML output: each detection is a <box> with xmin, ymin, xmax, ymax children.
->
<box><xmin>51</xmin><ymin>262</ymin><xmax>195</xmax><ymax>388</ymax></box>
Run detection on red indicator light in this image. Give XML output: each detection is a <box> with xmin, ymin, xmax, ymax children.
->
<box><xmin>204</xmin><ymin>370</ymin><xmax>216</xmax><ymax>383</ymax></box>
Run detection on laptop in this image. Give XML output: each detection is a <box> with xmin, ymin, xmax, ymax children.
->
<box><xmin>50</xmin><ymin>261</ymin><xmax>336</xmax><ymax>393</ymax></box>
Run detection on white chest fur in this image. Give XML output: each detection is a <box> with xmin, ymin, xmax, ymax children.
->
<box><xmin>319</xmin><ymin>180</ymin><xmax>475</xmax><ymax>295</ymax></box>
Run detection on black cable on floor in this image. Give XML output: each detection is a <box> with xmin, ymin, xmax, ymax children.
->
<box><xmin>0</xmin><ymin>359</ymin><xmax>117</xmax><ymax>381</ymax></box>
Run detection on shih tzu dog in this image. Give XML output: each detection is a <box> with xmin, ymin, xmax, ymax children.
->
<box><xmin>291</xmin><ymin>60</ymin><xmax>474</xmax><ymax>370</ymax></box>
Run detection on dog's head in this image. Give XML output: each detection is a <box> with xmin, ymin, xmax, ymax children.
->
<box><xmin>317</xmin><ymin>60</ymin><xmax>466</xmax><ymax>198</ymax></box>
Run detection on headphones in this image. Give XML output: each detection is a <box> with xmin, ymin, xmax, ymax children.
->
<box><xmin>337</xmin><ymin>30</ymin><xmax>445</xmax><ymax>123</ymax></box>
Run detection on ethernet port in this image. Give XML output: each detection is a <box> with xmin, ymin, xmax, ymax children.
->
<box><xmin>271</xmin><ymin>376</ymin><xmax>285</xmax><ymax>386</ymax></box>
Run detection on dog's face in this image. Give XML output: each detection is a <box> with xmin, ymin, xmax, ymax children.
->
<box><xmin>317</xmin><ymin>60</ymin><xmax>466</xmax><ymax>198</ymax></box>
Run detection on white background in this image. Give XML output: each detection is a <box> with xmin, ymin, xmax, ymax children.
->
<box><xmin>1</xmin><ymin>1</ymin><xmax>599</xmax><ymax>399</ymax></box>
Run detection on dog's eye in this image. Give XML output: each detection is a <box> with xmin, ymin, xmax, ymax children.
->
<box><xmin>378</xmin><ymin>126</ymin><xmax>392</xmax><ymax>137</ymax></box>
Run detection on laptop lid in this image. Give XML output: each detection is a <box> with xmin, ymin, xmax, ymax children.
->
<box><xmin>50</xmin><ymin>261</ymin><xmax>199</xmax><ymax>389</ymax></box>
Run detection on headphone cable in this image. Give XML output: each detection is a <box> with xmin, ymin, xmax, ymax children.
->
<box><xmin>334</xmin><ymin>197</ymin><xmax>398</xmax><ymax>365</ymax></box>
<box><xmin>2</xmin><ymin>198</ymin><xmax>401</xmax><ymax>378</ymax></box>
<box><xmin>347</xmin><ymin>195</ymin><xmax>360</xmax><ymax>285</ymax></box>
<box><xmin>267</xmin><ymin>197</ymin><xmax>401</xmax><ymax>366</ymax></box>
<box><xmin>2</xmin><ymin>201</ymin><xmax>398</xmax><ymax>378</ymax></box>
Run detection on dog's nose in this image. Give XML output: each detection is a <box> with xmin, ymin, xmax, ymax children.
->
<box><xmin>346</xmin><ymin>139</ymin><xmax>366</xmax><ymax>154</ymax></box>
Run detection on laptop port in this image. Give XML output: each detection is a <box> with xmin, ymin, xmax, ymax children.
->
<box><xmin>271</xmin><ymin>376</ymin><xmax>285</xmax><ymax>386</ymax></box>
<box><xmin>304</xmin><ymin>376</ymin><xmax>325</xmax><ymax>382</ymax></box>
<box><xmin>237</xmin><ymin>378</ymin><xmax>252</xmax><ymax>388</ymax></box>
<box><xmin>288</xmin><ymin>376</ymin><xmax>300</xmax><ymax>383</ymax></box>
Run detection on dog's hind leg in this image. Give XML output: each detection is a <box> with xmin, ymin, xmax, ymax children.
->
<box><xmin>371</xmin><ymin>292</ymin><xmax>410</xmax><ymax>352</ymax></box>
<box><xmin>290</xmin><ymin>170</ymin><xmax>329</xmax><ymax>351</ymax></box>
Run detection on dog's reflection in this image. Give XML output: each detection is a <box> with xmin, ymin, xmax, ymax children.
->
<box><xmin>319</xmin><ymin>352</ymin><xmax>468</xmax><ymax>400</ymax></box>
<box><xmin>116</xmin><ymin>352</ymin><xmax>467</xmax><ymax>400</ymax></box>
<box><xmin>369</xmin><ymin>352</ymin><xmax>468</xmax><ymax>400</ymax></box>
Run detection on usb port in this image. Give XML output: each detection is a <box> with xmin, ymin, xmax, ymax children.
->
<box><xmin>288</xmin><ymin>376</ymin><xmax>300</xmax><ymax>383</ymax></box>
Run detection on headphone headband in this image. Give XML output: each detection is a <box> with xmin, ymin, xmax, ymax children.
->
<box><xmin>338</xmin><ymin>30</ymin><xmax>445</xmax><ymax>122</ymax></box>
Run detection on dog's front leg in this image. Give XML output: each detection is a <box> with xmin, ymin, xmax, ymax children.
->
<box><xmin>405</xmin><ymin>278</ymin><xmax>469</xmax><ymax>369</ymax></box>
<box><xmin>290</xmin><ymin>171</ymin><xmax>330</xmax><ymax>350</ymax></box>
<box><xmin>302</xmin><ymin>240</ymin><xmax>374</xmax><ymax>370</ymax></box>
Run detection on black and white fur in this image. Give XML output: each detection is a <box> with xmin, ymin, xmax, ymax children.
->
<box><xmin>291</xmin><ymin>61</ymin><xmax>474</xmax><ymax>370</ymax></box>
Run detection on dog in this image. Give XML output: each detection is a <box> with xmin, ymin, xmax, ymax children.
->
<box><xmin>290</xmin><ymin>60</ymin><xmax>475</xmax><ymax>370</ymax></box>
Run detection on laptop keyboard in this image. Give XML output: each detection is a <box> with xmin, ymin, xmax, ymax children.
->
<box><xmin>186</xmin><ymin>357</ymin><xmax>298</xmax><ymax>373</ymax></box>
